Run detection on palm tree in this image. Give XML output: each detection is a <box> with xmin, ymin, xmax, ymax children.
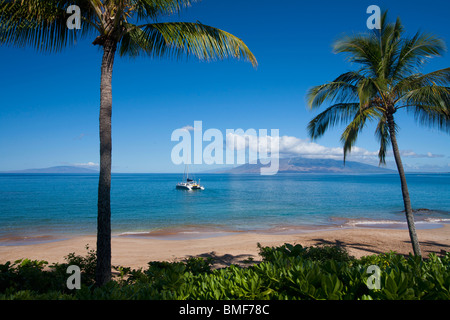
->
<box><xmin>306</xmin><ymin>11</ymin><xmax>449</xmax><ymax>257</ymax></box>
<box><xmin>0</xmin><ymin>0</ymin><xmax>257</xmax><ymax>285</ymax></box>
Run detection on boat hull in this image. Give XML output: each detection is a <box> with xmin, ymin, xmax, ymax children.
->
<box><xmin>176</xmin><ymin>184</ymin><xmax>192</xmax><ymax>190</ymax></box>
<box><xmin>176</xmin><ymin>182</ymin><xmax>204</xmax><ymax>190</ymax></box>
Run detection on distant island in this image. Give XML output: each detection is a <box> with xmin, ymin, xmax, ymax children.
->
<box><xmin>213</xmin><ymin>157</ymin><xmax>395</xmax><ymax>174</ymax></box>
<box><xmin>1</xmin><ymin>158</ymin><xmax>396</xmax><ymax>174</ymax></box>
<box><xmin>1</xmin><ymin>166</ymin><xmax>99</xmax><ymax>174</ymax></box>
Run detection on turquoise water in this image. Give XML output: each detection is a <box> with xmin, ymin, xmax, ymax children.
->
<box><xmin>0</xmin><ymin>173</ymin><xmax>449</xmax><ymax>241</ymax></box>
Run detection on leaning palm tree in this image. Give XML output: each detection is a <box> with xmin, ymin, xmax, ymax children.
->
<box><xmin>0</xmin><ymin>0</ymin><xmax>257</xmax><ymax>285</ymax></box>
<box><xmin>306</xmin><ymin>11</ymin><xmax>449</xmax><ymax>257</ymax></box>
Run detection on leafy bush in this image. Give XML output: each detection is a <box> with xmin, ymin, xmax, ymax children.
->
<box><xmin>117</xmin><ymin>256</ymin><xmax>213</xmax><ymax>285</ymax></box>
<box><xmin>0</xmin><ymin>259</ymin><xmax>67</xmax><ymax>294</ymax></box>
<box><xmin>258</xmin><ymin>242</ymin><xmax>353</xmax><ymax>263</ymax></box>
<box><xmin>0</xmin><ymin>245</ymin><xmax>97</xmax><ymax>296</ymax></box>
<box><xmin>1</xmin><ymin>243</ymin><xmax>449</xmax><ymax>300</ymax></box>
<box><xmin>60</xmin><ymin>245</ymin><xmax>97</xmax><ymax>287</ymax></box>
<box><xmin>356</xmin><ymin>251</ymin><xmax>450</xmax><ymax>299</ymax></box>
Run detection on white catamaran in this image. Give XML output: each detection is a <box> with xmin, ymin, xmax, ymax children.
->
<box><xmin>176</xmin><ymin>164</ymin><xmax>205</xmax><ymax>190</ymax></box>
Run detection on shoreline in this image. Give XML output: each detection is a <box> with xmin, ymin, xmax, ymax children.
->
<box><xmin>1</xmin><ymin>224</ymin><xmax>449</xmax><ymax>270</ymax></box>
<box><xmin>1</xmin><ymin>218</ymin><xmax>447</xmax><ymax>245</ymax></box>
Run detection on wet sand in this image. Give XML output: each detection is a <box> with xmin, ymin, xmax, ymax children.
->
<box><xmin>0</xmin><ymin>225</ymin><xmax>449</xmax><ymax>270</ymax></box>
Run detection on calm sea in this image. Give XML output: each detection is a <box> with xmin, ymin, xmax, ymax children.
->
<box><xmin>0</xmin><ymin>173</ymin><xmax>449</xmax><ymax>243</ymax></box>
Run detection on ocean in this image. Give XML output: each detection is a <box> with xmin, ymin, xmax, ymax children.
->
<box><xmin>0</xmin><ymin>173</ymin><xmax>449</xmax><ymax>244</ymax></box>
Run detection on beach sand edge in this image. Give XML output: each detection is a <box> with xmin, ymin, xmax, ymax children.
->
<box><xmin>1</xmin><ymin>225</ymin><xmax>449</xmax><ymax>270</ymax></box>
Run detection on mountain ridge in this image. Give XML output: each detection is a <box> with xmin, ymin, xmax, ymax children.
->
<box><xmin>1</xmin><ymin>166</ymin><xmax>99</xmax><ymax>174</ymax></box>
<box><xmin>212</xmin><ymin>157</ymin><xmax>395</xmax><ymax>174</ymax></box>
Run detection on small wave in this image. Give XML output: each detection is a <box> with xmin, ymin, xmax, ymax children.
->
<box><xmin>335</xmin><ymin>217</ymin><xmax>448</xmax><ymax>230</ymax></box>
<box><xmin>344</xmin><ymin>219</ymin><xmax>406</xmax><ymax>226</ymax></box>
<box><xmin>423</xmin><ymin>218</ymin><xmax>450</xmax><ymax>223</ymax></box>
<box><xmin>118</xmin><ymin>231</ymin><xmax>150</xmax><ymax>236</ymax></box>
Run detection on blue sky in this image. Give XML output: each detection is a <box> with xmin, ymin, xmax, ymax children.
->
<box><xmin>0</xmin><ymin>0</ymin><xmax>449</xmax><ymax>173</ymax></box>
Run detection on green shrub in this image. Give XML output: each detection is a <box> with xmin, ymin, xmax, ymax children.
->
<box><xmin>1</xmin><ymin>244</ymin><xmax>449</xmax><ymax>300</ymax></box>
<box><xmin>257</xmin><ymin>242</ymin><xmax>353</xmax><ymax>263</ymax></box>
<box><xmin>57</xmin><ymin>245</ymin><xmax>97</xmax><ymax>287</ymax></box>
<box><xmin>184</xmin><ymin>257</ymin><xmax>214</xmax><ymax>275</ymax></box>
<box><xmin>0</xmin><ymin>259</ymin><xmax>67</xmax><ymax>294</ymax></box>
<box><xmin>0</xmin><ymin>245</ymin><xmax>97</xmax><ymax>295</ymax></box>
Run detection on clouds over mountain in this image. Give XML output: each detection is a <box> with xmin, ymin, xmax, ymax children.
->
<box><xmin>225</xmin><ymin>132</ymin><xmax>446</xmax><ymax>170</ymax></box>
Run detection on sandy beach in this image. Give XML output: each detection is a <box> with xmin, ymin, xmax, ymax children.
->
<box><xmin>1</xmin><ymin>225</ymin><xmax>449</xmax><ymax>270</ymax></box>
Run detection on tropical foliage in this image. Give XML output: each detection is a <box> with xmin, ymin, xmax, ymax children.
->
<box><xmin>1</xmin><ymin>244</ymin><xmax>450</xmax><ymax>300</ymax></box>
<box><xmin>0</xmin><ymin>0</ymin><xmax>258</xmax><ymax>64</ymax></box>
<box><xmin>306</xmin><ymin>11</ymin><xmax>450</xmax><ymax>256</ymax></box>
<box><xmin>0</xmin><ymin>0</ymin><xmax>257</xmax><ymax>286</ymax></box>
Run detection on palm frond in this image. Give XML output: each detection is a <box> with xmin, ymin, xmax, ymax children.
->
<box><xmin>407</xmin><ymin>103</ymin><xmax>450</xmax><ymax>134</ymax></box>
<box><xmin>307</xmin><ymin>103</ymin><xmax>360</xmax><ymax>140</ymax></box>
<box><xmin>0</xmin><ymin>0</ymin><xmax>97</xmax><ymax>51</ymax></box>
<box><xmin>306</xmin><ymin>72</ymin><xmax>364</xmax><ymax>109</ymax></box>
<box><xmin>119</xmin><ymin>21</ymin><xmax>257</xmax><ymax>67</ymax></box>
<box><xmin>378</xmin><ymin>15</ymin><xmax>403</xmax><ymax>81</ymax></box>
<box><xmin>401</xmin><ymin>85</ymin><xmax>449</xmax><ymax>108</ymax></box>
<box><xmin>396</xmin><ymin>75</ymin><xmax>449</xmax><ymax>133</ymax></box>
<box><xmin>127</xmin><ymin>0</ymin><xmax>198</xmax><ymax>22</ymax></box>
<box><xmin>357</xmin><ymin>77</ymin><xmax>382</xmax><ymax>109</ymax></box>
<box><xmin>374</xmin><ymin>116</ymin><xmax>390</xmax><ymax>165</ymax></box>
<box><xmin>333</xmin><ymin>34</ymin><xmax>381</xmax><ymax>78</ymax></box>
<box><xmin>392</xmin><ymin>32</ymin><xmax>446</xmax><ymax>80</ymax></box>
<box><xmin>340</xmin><ymin>107</ymin><xmax>376</xmax><ymax>163</ymax></box>
<box><xmin>394</xmin><ymin>68</ymin><xmax>450</xmax><ymax>101</ymax></box>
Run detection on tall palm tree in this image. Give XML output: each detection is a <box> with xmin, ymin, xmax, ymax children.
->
<box><xmin>0</xmin><ymin>0</ymin><xmax>257</xmax><ymax>285</ymax></box>
<box><xmin>306</xmin><ymin>11</ymin><xmax>449</xmax><ymax>257</ymax></box>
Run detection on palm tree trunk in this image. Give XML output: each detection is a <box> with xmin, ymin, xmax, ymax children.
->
<box><xmin>96</xmin><ymin>39</ymin><xmax>117</xmax><ymax>286</ymax></box>
<box><xmin>386</xmin><ymin>113</ymin><xmax>422</xmax><ymax>256</ymax></box>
